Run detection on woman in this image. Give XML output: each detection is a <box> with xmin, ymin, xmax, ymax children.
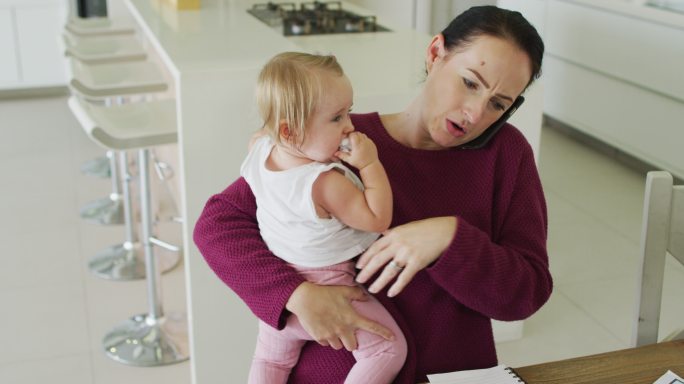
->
<box><xmin>194</xmin><ymin>5</ymin><xmax>552</xmax><ymax>383</ymax></box>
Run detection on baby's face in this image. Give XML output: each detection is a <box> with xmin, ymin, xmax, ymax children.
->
<box><xmin>298</xmin><ymin>73</ymin><xmax>355</xmax><ymax>162</ymax></box>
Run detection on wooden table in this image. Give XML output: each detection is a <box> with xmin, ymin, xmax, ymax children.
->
<box><xmin>515</xmin><ymin>340</ymin><xmax>684</xmax><ymax>383</ymax></box>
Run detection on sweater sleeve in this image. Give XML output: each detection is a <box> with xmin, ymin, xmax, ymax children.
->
<box><xmin>427</xmin><ymin>142</ymin><xmax>553</xmax><ymax>321</ymax></box>
<box><xmin>193</xmin><ymin>177</ymin><xmax>305</xmax><ymax>329</ymax></box>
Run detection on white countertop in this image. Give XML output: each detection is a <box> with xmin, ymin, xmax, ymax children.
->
<box><xmin>123</xmin><ymin>1</ymin><xmax>432</xmax><ymax>382</ymax></box>
<box><xmin>126</xmin><ymin>0</ymin><xmax>429</xmax><ymax>96</ymax></box>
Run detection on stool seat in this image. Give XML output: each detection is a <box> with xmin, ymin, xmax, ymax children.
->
<box><xmin>65</xmin><ymin>16</ymin><xmax>136</xmax><ymax>36</ymax></box>
<box><xmin>70</xmin><ymin>60</ymin><xmax>168</xmax><ymax>98</ymax></box>
<box><xmin>65</xmin><ymin>34</ymin><xmax>147</xmax><ymax>64</ymax></box>
<box><xmin>68</xmin><ymin>97</ymin><xmax>177</xmax><ymax>150</ymax></box>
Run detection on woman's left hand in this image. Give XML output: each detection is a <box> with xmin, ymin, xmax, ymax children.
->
<box><xmin>355</xmin><ymin>216</ymin><xmax>457</xmax><ymax>297</ymax></box>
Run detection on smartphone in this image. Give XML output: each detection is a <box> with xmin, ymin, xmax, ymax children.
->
<box><xmin>457</xmin><ymin>96</ymin><xmax>525</xmax><ymax>150</ymax></box>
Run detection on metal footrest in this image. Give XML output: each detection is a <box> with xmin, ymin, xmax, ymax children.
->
<box><xmin>103</xmin><ymin>312</ymin><xmax>189</xmax><ymax>366</ymax></box>
<box><xmin>80</xmin><ymin>195</ymin><xmax>124</xmax><ymax>225</ymax></box>
<box><xmin>80</xmin><ymin>156</ymin><xmax>111</xmax><ymax>178</ymax></box>
<box><xmin>88</xmin><ymin>242</ymin><xmax>181</xmax><ymax>280</ymax></box>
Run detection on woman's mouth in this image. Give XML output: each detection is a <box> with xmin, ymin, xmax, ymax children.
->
<box><xmin>446</xmin><ymin>119</ymin><xmax>466</xmax><ymax>137</ymax></box>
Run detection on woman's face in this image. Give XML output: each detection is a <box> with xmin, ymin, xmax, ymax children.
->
<box><xmin>419</xmin><ymin>34</ymin><xmax>532</xmax><ymax>149</ymax></box>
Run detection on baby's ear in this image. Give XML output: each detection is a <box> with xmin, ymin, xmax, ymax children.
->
<box><xmin>278</xmin><ymin>119</ymin><xmax>291</xmax><ymax>140</ymax></box>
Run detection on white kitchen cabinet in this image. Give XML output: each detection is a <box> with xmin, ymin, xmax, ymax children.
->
<box><xmin>0</xmin><ymin>0</ymin><xmax>68</xmax><ymax>90</ymax></box>
<box><xmin>543</xmin><ymin>0</ymin><xmax>684</xmax><ymax>179</ymax></box>
<box><xmin>0</xmin><ymin>8</ymin><xmax>20</xmax><ymax>84</ymax></box>
<box><xmin>546</xmin><ymin>0</ymin><xmax>684</xmax><ymax>102</ymax></box>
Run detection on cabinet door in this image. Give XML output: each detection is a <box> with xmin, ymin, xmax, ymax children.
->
<box><xmin>0</xmin><ymin>8</ymin><xmax>20</xmax><ymax>84</ymax></box>
<box><xmin>15</xmin><ymin>3</ymin><xmax>67</xmax><ymax>86</ymax></box>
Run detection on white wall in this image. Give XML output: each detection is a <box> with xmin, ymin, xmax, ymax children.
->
<box><xmin>346</xmin><ymin>0</ymin><xmax>499</xmax><ymax>35</ymax></box>
<box><xmin>497</xmin><ymin>0</ymin><xmax>546</xmax><ymax>162</ymax></box>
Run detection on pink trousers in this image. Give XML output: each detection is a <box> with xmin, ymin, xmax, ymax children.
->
<box><xmin>248</xmin><ymin>261</ymin><xmax>407</xmax><ymax>384</ymax></box>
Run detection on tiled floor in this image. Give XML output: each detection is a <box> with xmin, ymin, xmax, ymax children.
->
<box><xmin>1</xmin><ymin>95</ymin><xmax>683</xmax><ymax>383</ymax></box>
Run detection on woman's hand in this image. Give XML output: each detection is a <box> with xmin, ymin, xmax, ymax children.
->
<box><xmin>285</xmin><ymin>282</ymin><xmax>395</xmax><ymax>351</ymax></box>
<box><xmin>355</xmin><ymin>216</ymin><xmax>457</xmax><ymax>297</ymax></box>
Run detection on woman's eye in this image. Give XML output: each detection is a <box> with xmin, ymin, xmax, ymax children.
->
<box><xmin>332</xmin><ymin>115</ymin><xmax>342</xmax><ymax>122</ymax></box>
<box><xmin>491</xmin><ymin>101</ymin><xmax>506</xmax><ymax>111</ymax></box>
<box><xmin>463</xmin><ymin>78</ymin><xmax>477</xmax><ymax>90</ymax></box>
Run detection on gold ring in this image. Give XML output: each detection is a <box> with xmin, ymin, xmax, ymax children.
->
<box><xmin>389</xmin><ymin>260</ymin><xmax>404</xmax><ymax>270</ymax></box>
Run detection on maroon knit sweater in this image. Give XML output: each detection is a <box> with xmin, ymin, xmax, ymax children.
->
<box><xmin>194</xmin><ymin>112</ymin><xmax>552</xmax><ymax>383</ymax></box>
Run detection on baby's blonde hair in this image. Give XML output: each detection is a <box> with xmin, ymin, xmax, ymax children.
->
<box><xmin>256</xmin><ymin>52</ymin><xmax>344</xmax><ymax>146</ymax></box>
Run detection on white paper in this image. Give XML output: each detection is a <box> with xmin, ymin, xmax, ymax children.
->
<box><xmin>652</xmin><ymin>370</ymin><xmax>684</xmax><ymax>384</ymax></box>
<box><xmin>428</xmin><ymin>364</ymin><xmax>523</xmax><ymax>384</ymax></box>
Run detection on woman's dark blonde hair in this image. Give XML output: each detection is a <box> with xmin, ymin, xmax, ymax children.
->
<box><xmin>256</xmin><ymin>52</ymin><xmax>344</xmax><ymax>146</ymax></box>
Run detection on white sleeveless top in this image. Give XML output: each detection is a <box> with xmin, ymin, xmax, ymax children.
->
<box><xmin>240</xmin><ymin>136</ymin><xmax>379</xmax><ymax>268</ymax></box>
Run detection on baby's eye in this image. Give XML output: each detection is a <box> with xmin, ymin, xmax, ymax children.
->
<box><xmin>332</xmin><ymin>115</ymin><xmax>342</xmax><ymax>122</ymax></box>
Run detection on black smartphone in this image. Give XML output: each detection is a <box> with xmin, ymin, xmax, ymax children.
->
<box><xmin>457</xmin><ymin>96</ymin><xmax>525</xmax><ymax>150</ymax></box>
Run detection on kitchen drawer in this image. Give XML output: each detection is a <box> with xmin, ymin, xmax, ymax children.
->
<box><xmin>546</xmin><ymin>0</ymin><xmax>684</xmax><ymax>102</ymax></box>
<box><xmin>15</xmin><ymin>4</ymin><xmax>68</xmax><ymax>86</ymax></box>
<box><xmin>544</xmin><ymin>55</ymin><xmax>684</xmax><ymax>179</ymax></box>
<box><xmin>0</xmin><ymin>0</ymin><xmax>67</xmax><ymax>90</ymax></box>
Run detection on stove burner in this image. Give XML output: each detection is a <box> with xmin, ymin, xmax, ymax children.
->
<box><xmin>248</xmin><ymin>1</ymin><xmax>390</xmax><ymax>36</ymax></box>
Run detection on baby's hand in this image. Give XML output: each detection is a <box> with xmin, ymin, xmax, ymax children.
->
<box><xmin>335</xmin><ymin>132</ymin><xmax>379</xmax><ymax>170</ymax></box>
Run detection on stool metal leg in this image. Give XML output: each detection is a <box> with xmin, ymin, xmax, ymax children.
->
<box><xmin>79</xmin><ymin>150</ymin><xmax>124</xmax><ymax>225</ymax></box>
<box><xmin>88</xmin><ymin>151</ymin><xmax>182</xmax><ymax>280</ymax></box>
<box><xmin>88</xmin><ymin>151</ymin><xmax>146</xmax><ymax>280</ymax></box>
<box><xmin>102</xmin><ymin>149</ymin><xmax>189</xmax><ymax>366</ymax></box>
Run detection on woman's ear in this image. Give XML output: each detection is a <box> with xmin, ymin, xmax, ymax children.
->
<box><xmin>426</xmin><ymin>34</ymin><xmax>446</xmax><ymax>73</ymax></box>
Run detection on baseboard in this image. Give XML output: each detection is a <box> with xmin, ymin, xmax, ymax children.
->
<box><xmin>543</xmin><ymin>115</ymin><xmax>683</xmax><ymax>184</ymax></box>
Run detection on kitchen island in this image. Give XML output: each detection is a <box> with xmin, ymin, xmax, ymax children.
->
<box><xmin>124</xmin><ymin>1</ymin><xmax>430</xmax><ymax>382</ymax></box>
<box><xmin>123</xmin><ymin>0</ymin><xmax>544</xmax><ymax>382</ymax></box>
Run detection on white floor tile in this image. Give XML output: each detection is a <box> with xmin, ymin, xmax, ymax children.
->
<box><xmin>546</xmin><ymin>191</ymin><xmax>641</xmax><ymax>285</ymax></box>
<box><xmin>558</xmin><ymin>275</ymin><xmax>638</xmax><ymax>346</ymax></box>
<box><xmin>0</xmin><ymin>226</ymin><xmax>82</xmax><ymax>290</ymax></box>
<box><xmin>552</xmin><ymin>245</ymin><xmax>684</xmax><ymax>349</ymax></box>
<box><xmin>0</xmin><ymin>282</ymin><xmax>90</xmax><ymax>364</ymax></box>
<box><xmin>496</xmin><ymin>290</ymin><xmax>625</xmax><ymax>367</ymax></box>
<box><xmin>90</xmin><ymin>351</ymin><xmax>191</xmax><ymax>384</ymax></box>
<box><xmin>539</xmin><ymin>127</ymin><xmax>646</xmax><ymax>241</ymax></box>
<box><xmin>0</xmin><ymin>355</ymin><xmax>93</xmax><ymax>384</ymax></box>
<box><xmin>0</xmin><ymin>98</ymin><xmax>74</xmax><ymax>160</ymax></box>
<box><xmin>1</xmin><ymin>93</ymin><xmax>672</xmax><ymax>381</ymax></box>
<box><xmin>656</xmin><ymin>255</ymin><xmax>684</xmax><ymax>341</ymax></box>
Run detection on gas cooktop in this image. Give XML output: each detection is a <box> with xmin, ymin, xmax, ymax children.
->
<box><xmin>248</xmin><ymin>1</ymin><xmax>391</xmax><ymax>36</ymax></box>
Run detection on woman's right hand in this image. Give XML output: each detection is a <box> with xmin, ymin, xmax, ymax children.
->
<box><xmin>285</xmin><ymin>282</ymin><xmax>395</xmax><ymax>351</ymax></box>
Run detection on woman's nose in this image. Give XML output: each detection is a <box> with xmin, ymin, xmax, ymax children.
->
<box><xmin>464</xmin><ymin>99</ymin><xmax>486</xmax><ymax>125</ymax></box>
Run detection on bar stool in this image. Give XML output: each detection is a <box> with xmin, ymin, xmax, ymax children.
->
<box><xmin>72</xmin><ymin>58</ymin><xmax>167</xmax><ymax>230</ymax></box>
<box><xmin>63</xmin><ymin>33</ymin><xmax>147</xmax><ymax>65</ymax></box>
<box><xmin>64</xmin><ymin>16</ymin><xmax>136</xmax><ymax>37</ymax></box>
<box><xmin>69</xmin><ymin>59</ymin><xmax>167</xmax><ymax>101</ymax></box>
<box><xmin>68</xmin><ymin>58</ymin><xmax>176</xmax><ymax>280</ymax></box>
<box><xmin>68</xmin><ymin>96</ymin><xmax>188</xmax><ymax>366</ymax></box>
<box><xmin>62</xmin><ymin>25</ymin><xmax>148</xmax><ymax>222</ymax></box>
